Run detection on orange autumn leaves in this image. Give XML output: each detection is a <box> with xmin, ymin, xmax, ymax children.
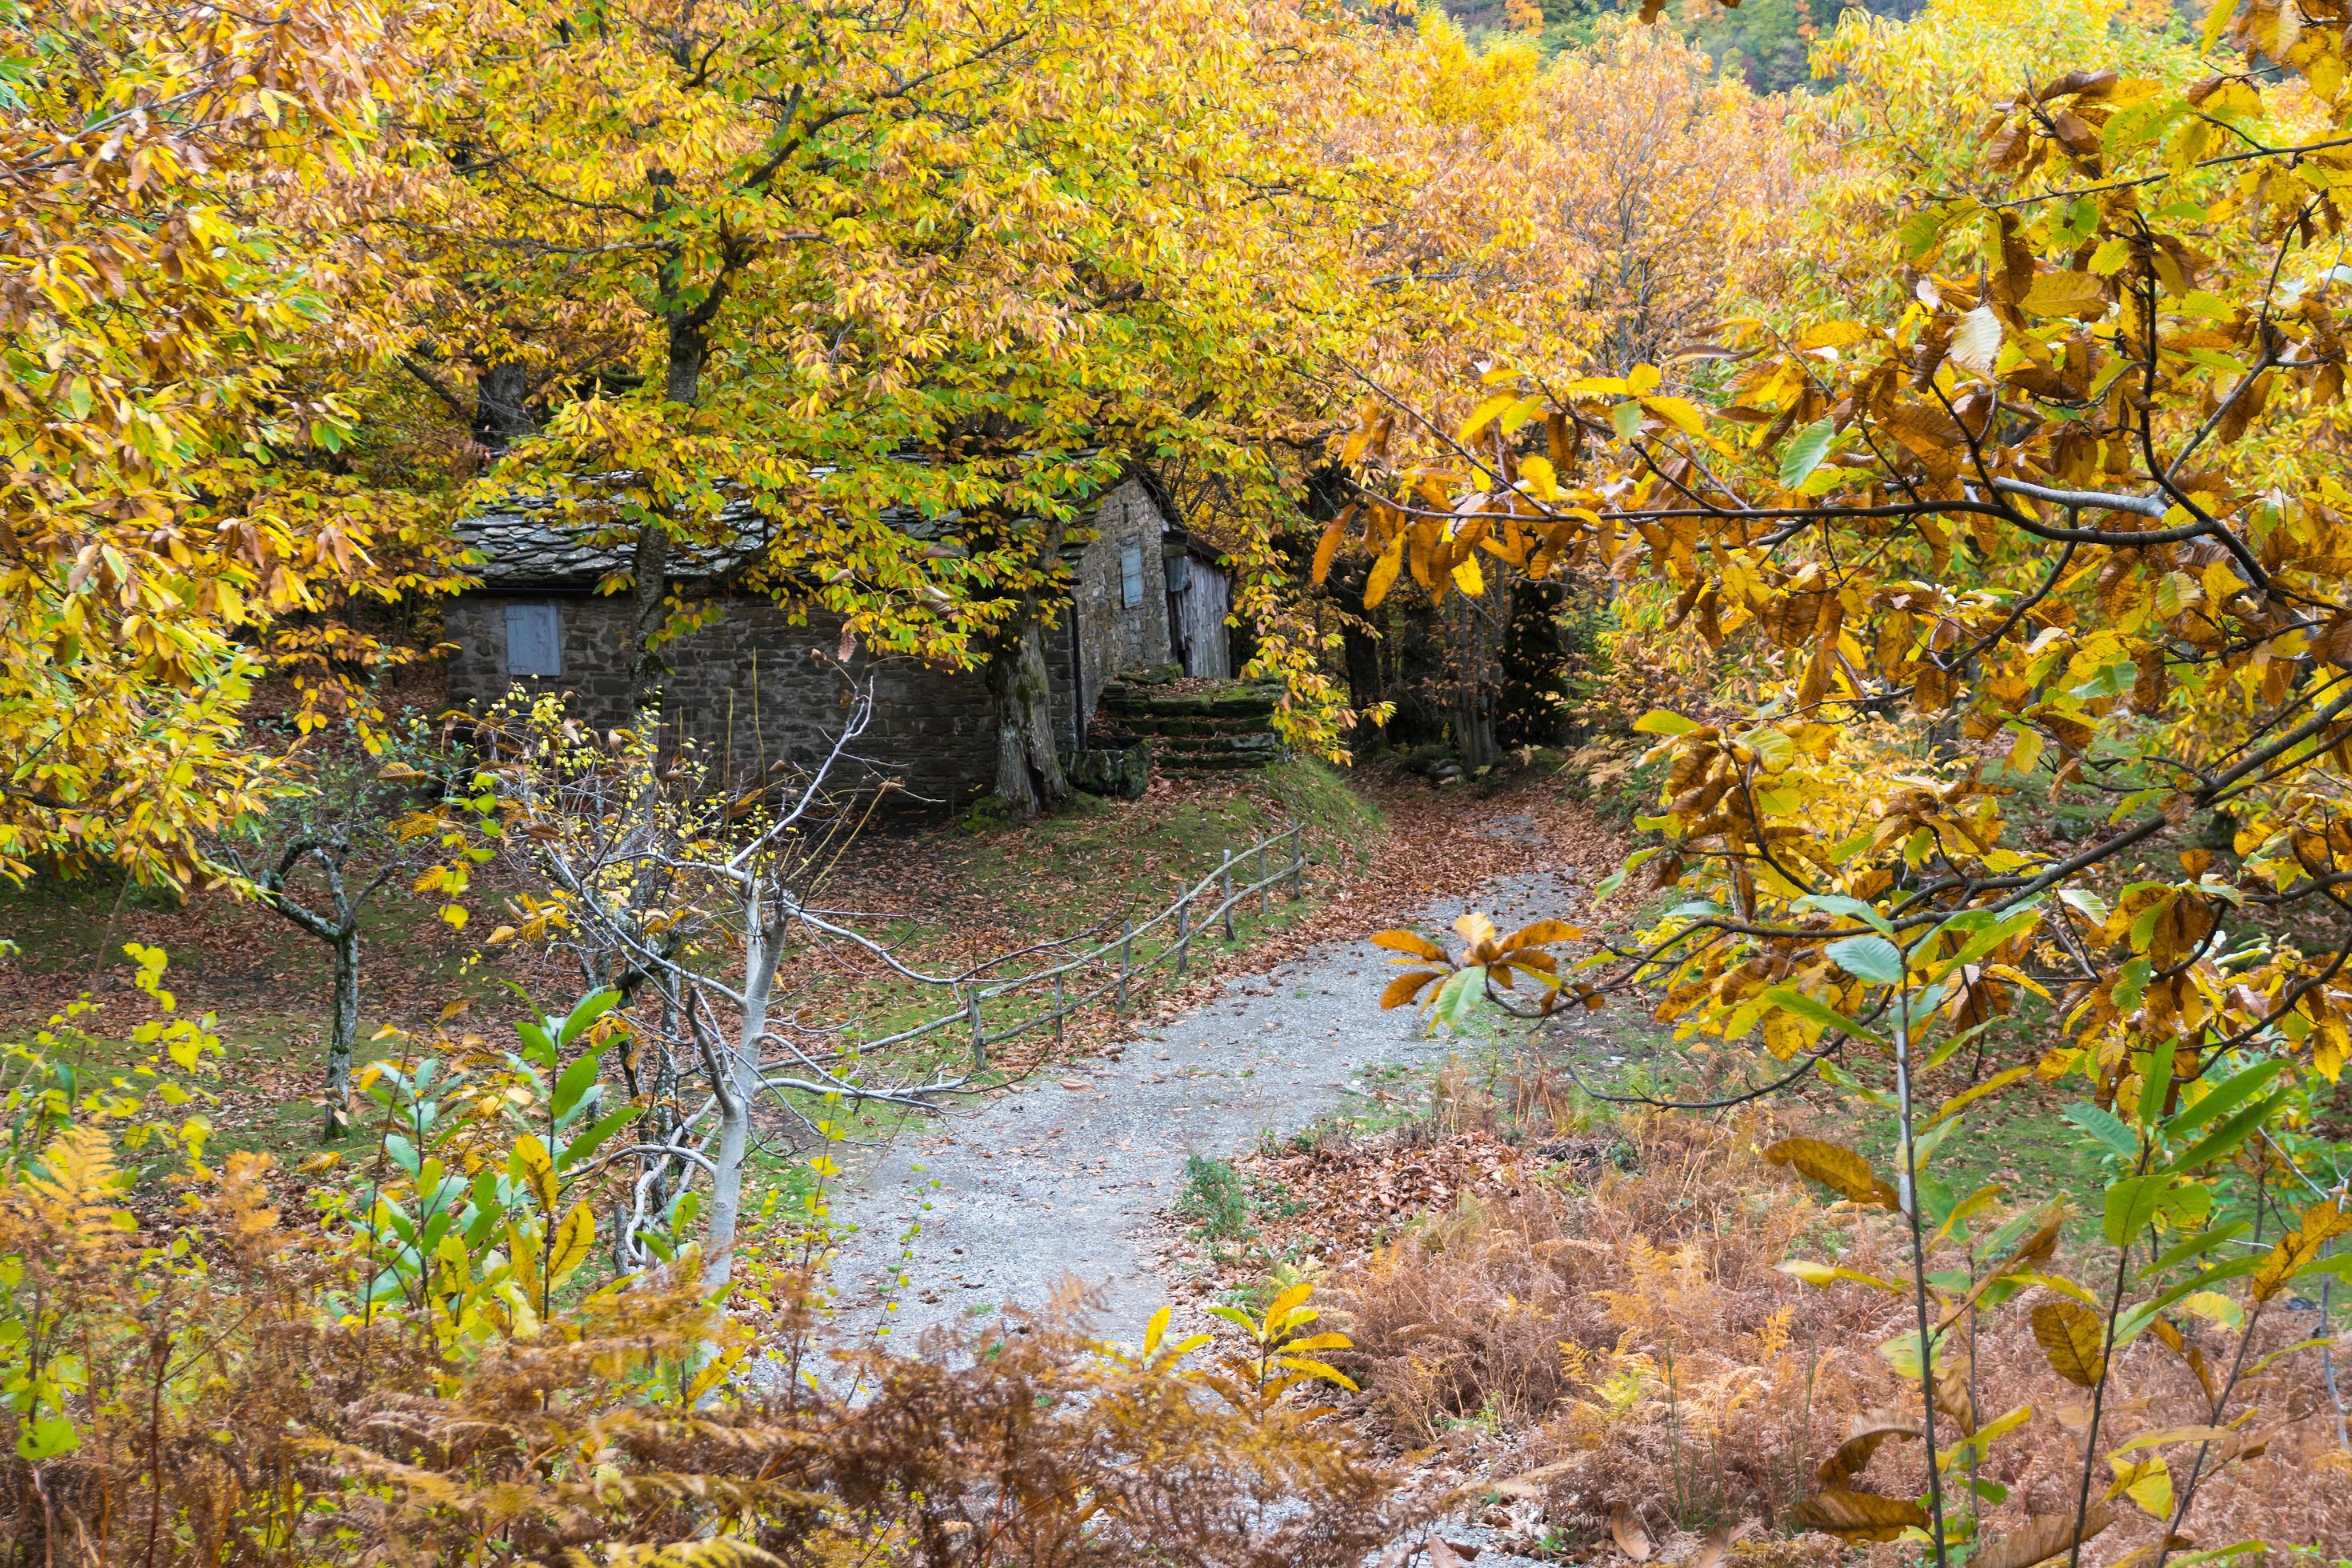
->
<box><xmin>1373</xmin><ymin>913</ymin><xmax>1588</xmax><ymax>1026</ymax></box>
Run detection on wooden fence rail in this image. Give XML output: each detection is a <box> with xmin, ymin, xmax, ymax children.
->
<box><xmin>838</xmin><ymin>822</ymin><xmax>1308</xmax><ymax>1070</ymax></box>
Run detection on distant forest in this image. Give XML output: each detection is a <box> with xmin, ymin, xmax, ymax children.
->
<box><xmin>1438</xmin><ymin>0</ymin><xmax>2203</xmax><ymax>91</ymax></box>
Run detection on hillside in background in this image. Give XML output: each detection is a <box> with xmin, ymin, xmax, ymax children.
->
<box><xmin>1440</xmin><ymin>0</ymin><xmax>2230</xmax><ymax>90</ymax></box>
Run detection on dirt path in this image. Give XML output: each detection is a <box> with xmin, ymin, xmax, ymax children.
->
<box><xmin>824</xmin><ymin>866</ymin><xmax>1582</xmax><ymax>1348</ymax></box>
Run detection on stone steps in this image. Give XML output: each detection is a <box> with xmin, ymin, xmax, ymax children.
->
<box><xmin>1098</xmin><ymin>678</ymin><xmax>1285</xmax><ymax>771</ymax></box>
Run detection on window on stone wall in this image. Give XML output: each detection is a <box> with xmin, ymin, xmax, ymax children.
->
<box><xmin>1119</xmin><ymin>544</ymin><xmax>1144</xmax><ymax>608</ymax></box>
<box><xmin>505</xmin><ymin>602</ymin><xmax>562</xmax><ymax>677</ymax></box>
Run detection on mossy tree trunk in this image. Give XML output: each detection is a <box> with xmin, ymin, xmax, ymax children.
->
<box><xmin>987</xmin><ymin>607</ymin><xmax>1068</xmax><ymax>819</ymax></box>
<box><xmin>1325</xmin><ymin>559</ymin><xmax>1388</xmax><ymax>753</ymax></box>
<box><xmin>630</xmin><ymin>195</ymin><xmax>737</xmax><ymax>718</ymax></box>
<box><xmin>1446</xmin><ymin>593</ymin><xmax>1501</xmax><ymax>772</ymax></box>
<box><xmin>1499</xmin><ymin>578</ymin><xmax>1570</xmax><ymax>749</ymax></box>
<box><xmin>254</xmin><ymin>840</ymin><xmax>392</xmax><ymax>1142</ymax></box>
<box><xmin>984</xmin><ymin>506</ymin><xmax>1072</xmax><ymax>820</ymax></box>
<box><xmin>324</xmin><ymin>927</ymin><xmax>361</xmax><ymax>1140</ymax></box>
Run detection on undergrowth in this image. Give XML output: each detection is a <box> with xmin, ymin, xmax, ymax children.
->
<box><xmin>1182</xmin><ymin>1039</ymin><xmax>2352</xmax><ymax>1563</ymax></box>
<box><xmin>1326</xmin><ymin>1103</ymin><xmax>2352</xmax><ymax>1561</ymax></box>
<box><xmin>0</xmin><ymin>954</ymin><xmax>1399</xmax><ymax>1566</ymax></box>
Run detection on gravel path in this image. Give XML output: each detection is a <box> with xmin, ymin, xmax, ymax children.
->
<box><xmin>825</xmin><ymin>866</ymin><xmax>1582</xmax><ymax>1348</ymax></box>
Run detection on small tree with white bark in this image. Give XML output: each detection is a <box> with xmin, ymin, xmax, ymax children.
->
<box><xmin>474</xmin><ymin>688</ymin><xmax>974</xmax><ymax>1296</ymax></box>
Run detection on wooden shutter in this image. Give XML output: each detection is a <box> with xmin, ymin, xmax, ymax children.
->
<box><xmin>505</xmin><ymin>602</ymin><xmax>562</xmax><ymax>677</ymax></box>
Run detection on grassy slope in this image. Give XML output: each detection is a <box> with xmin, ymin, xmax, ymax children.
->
<box><xmin>802</xmin><ymin>762</ymin><xmax>1382</xmax><ymax>1076</ymax></box>
<box><xmin>0</xmin><ymin>762</ymin><xmax>1383</xmax><ymax>1166</ymax></box>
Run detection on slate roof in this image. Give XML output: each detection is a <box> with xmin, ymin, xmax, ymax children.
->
<box><xmin>454</xmin><ymin>498</ymin><xmax>773</xmax><ymax>591</ymax></box>
<box><xmin>456</xmin><ymin>468</ymin><xmax>1203</xmax><ymax>593</ymax></box>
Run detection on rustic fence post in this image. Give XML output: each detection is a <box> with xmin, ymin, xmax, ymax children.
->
<box><xmin>966</xmin><ymin>986</ymin><xmax>986</xmax><ymax>1070</ymax></box>
<box><xmin>1288</xmin><ymin>824</ymin><xmax>1305</xmax><ymax>898</ymax></box>
<box><xmin>1256</xmin><ymin>836</ymin><xmax>1270</xmax><ymax>913</ymax></box>
<box><xmin>1116</xmin><ymin>917</ymin><xmax>1133</xmax><ymax>1012</ymax></box>
<box><xmin>1220</xmin><ymin>852</ymin><xmax>1235</xmax><ymax>942</ymax></box>
<box><xmin>1053</xmin><ymin>965</ymin><xmax>1066</xmax><ymax>1048</ymax></box>
<box><xmin>1175</xmin><ymin>890</ymin><xmax>1190</xmax><ymax>979</ymax></box>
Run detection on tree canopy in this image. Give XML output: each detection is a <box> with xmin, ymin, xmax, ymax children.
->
<box><xmin>3</xmin><ymin>0</ymin><xmax>472</xmax><ymax>882</ymax></box>
<box><xmin>14</xmin><ymin>0</ymin><xmax>2352</xmax><ymax>1562</ymax></box>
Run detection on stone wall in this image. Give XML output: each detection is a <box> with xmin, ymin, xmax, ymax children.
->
<box><xmin>1068</xmin><ymin>481</ymin><xmax>1173</xmax><ymax>722</ymax></box>
<box><xmin>443</xmin><ymin>478</ymin><xmax>1178</xmax><ymax>806</ymax></box>
<box><xmin>447</xmin><ymin>594</ymin><xmax>1062</xmax><ymax>807</ymax></box>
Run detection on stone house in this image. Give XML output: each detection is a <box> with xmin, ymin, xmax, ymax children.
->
<box><xmin>443</xmin><ymin>475</ymin><xmax>1234</xmax><ymax>805</ymax></box>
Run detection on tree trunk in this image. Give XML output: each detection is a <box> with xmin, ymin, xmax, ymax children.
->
<box><xmin>1383</xmin><ymin>599</ymin><xmax>1446</xmax><ymax>747</ymax></box>
<box><xmin>1326</xmin><ymin>561</ymin><xmax>1387</xmax><ymax>754</ymax></box>
<box><xmin>472</xmin><ymin>358</ymin><xmax>534</xmax><ymax>450</ymax></box>
<box><xmin>983</xmin><ymin>506</ymin><xmax>1071</xmax><ymax>819</ymax></box>
<box><xmin>1448</xmin><ymin>594</ymin><xmax>1500</xmax><ymax>772</ymax></box>
<box><xmin>704</xmin><ymin>1074</ymin><xmax>750</xmax><ymax>1294</ymax></box>
<box><xmin>1499</xmin><ymin>578</ymin><xmax>1570</xmax><ymax>749</ymax></box>
<box><xmin>630</xmin><ymin>519</ymin><xmax>670</xmax><ymax>715</ymax></box>
<box><xmin>646</xmin><ymin>977</ymin><xmax>682</xmax><ymax>1214</ymax></box>
<box><xmin>986</xmin><ymin>607</ymin><xmax>1068</xmax><ymax>819</ymax></box>
<box><xmin>701</xmin><ymin>902</ymin><xmax>778</xmax><ymax>1305</ymax></box>
<box><xmin>1453</xmin><ymin>692</ymin><xmax>1499</xmax><ymax>772</ymax></box>
<box><xmin>628</xmin><ymin>318</ymin><xmax>706</xmax><ymax>716</ymax></box>
<box><xmin>322</xmin><ymin>926</ymin><xmax>360</xmax><ymax>1141</ymax></box>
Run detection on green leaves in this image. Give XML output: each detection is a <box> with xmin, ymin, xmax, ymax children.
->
<box><xmin>2065</xmin><ymin>1102</ymin><xmax>2138</xmax><ymax>1162</ymax></box>
<box><xmin>557</xmin><ymin>1103</ymin><xmax>641</xmax><ymax>1173</ymax></box>
<box><xmin>551</xmin><ymin>1053</ymin><xmax>602</xmax><ymax>1124</ymax></box>
<box><xmin>2161</xmin><ymin>1058</ymin><xmax>2280</xmax><ymax>1142</ymax></box>
<box><xmin>2142</xmin><ymin>1222</ymin><xmax>2247</xmax><ymax>1279</ymax></box>
<box><xmin>2166</xmin><ymin>1084</ymin><xmax>2290</xmax><ymax>1176</ymax></box>
<box><xmin>1798</xmin><ymin>892</ymin><xmax>1893</xmax><ymax>934</ymax></box>
<box><xmin>2134</xmin><ymin>1039</ymin><xmax>2176</xmax><ymax>1127</ymax></box>
<box><xmin>1778</xmin><ymin>417</ymin><xmax>1836</xmax><ymax>490</ymax></box>
<box><xmin>2118</xmin><ymin>1253</ymin><xmax>2262</xmax><ymax>1346</ymax></box>
<box><xmin>1430</xmin><ymin>966</ymin><xmax>1488</xmax><ymax>1032</ymax></box>
<box><xmin>15</xmin><ymin>1414</ymin><xmax>77</xmax><ymax>1462</ymax></box>
<box><xmin>1939</xmin><ymin>1403</ymin><xmax>2030</xmax><ymax>1474</ymax></box>
<box><xmin>2102</xmin><ymin>1174</ymin><xmax>2174</xmax><ymax>1249</ymax></box>
<box><xmin>544</xmin><ymin>990</ymin><xmax>639</xmax><ymax>1165</ymax></box>
<box><xmin>1897</xmin><ymin>202</ymin><xmax>1955</xmax><ymax>261</ymax></box>
<box><xmin>2067</xmin><ymin>658</ymin><xmax>2139</xmax><ymax>700</ymax></box>
<box><xmin>1762</xmin><ymin>985</ymin><xmax>1890</xmax><ymax>1047</ymax></box>
<box><xmin>1826</xmin><ymin>934</ymin><xmax>1905</xmax><ymax>986</ymax></box>
<box><xmin>558</xmin><ymin>988</ymin><xmax>621</xmax><ymax>1047</ymax></box>
<box><xmin>516</xmin><ymin>1018</ymin><xmax>558</xmax><ymax>1071</ymax></box>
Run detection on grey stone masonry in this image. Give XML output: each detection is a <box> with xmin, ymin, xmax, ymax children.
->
<box><xmin>445</xmin><ymin>593</ymin><xmax>1063</xmax><ymax>807</ymax></box>
<box><xmin>442</xmin><ymin>477</ymin><xmax>1214</xmax><ymax>806</ymax></box>
<box><xmin>1065</xmin><ymin>480</ymin><xmax>1174</xmax><ymax>722</ymax></box>
<box><xmin>1098</xmin><ymin>675</ymin><xmax>1285</xmax><ymax>771</ymax></box>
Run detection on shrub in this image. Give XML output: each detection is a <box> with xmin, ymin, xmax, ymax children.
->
<box><xmin>1342</xmin><ymin>1113</ymin><xmax>1893</xmax><ymax>1527</ymax></box>
<box><xmin>1181</xmin><ymin>1154</ymin><xmax>1255</xmax><ymax>1244</ymax></box>
<box><xmin>0</xmin><ymin>954</ymin><xmax>1395</xmax><ymax>1565</ymax></box>
<box><xmin>1338</xmin><ymin>1110</ymin><xmax>2352</xmax><ymax>1556</ymax></box>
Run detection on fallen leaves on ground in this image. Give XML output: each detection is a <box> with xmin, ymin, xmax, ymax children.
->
<box><xmin>1234</xmin><ymin>1127</ymin><xmax>1536</xmax><ymax>1263</ymax></box>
